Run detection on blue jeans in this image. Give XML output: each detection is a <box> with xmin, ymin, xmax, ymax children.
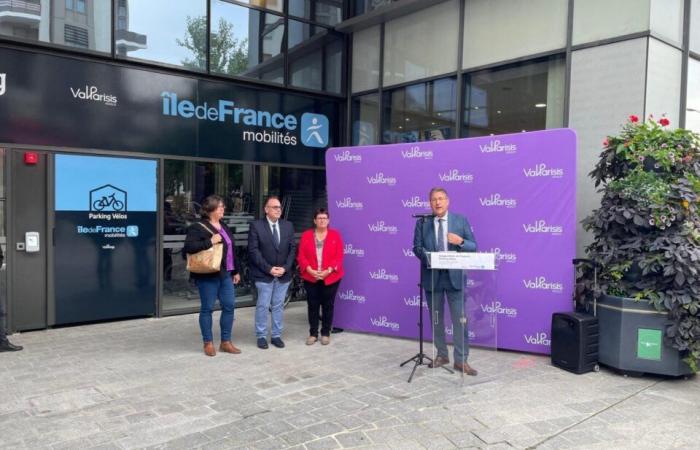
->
<box><xmin>196</xmin><ymin>275</ymin><xmax>235</xmax><ymax>343</ymax></box>
<box><xmin>427</xmin><ymin>271</ymin><xmax>469</xmax><ymax>363</ymax></box>
<box><xmin>255</xmin><ymin>279</ymin><xmax>290</xmax><ymax>339</ymax></box>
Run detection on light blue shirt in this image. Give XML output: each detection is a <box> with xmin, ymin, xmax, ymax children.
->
<box><xmin>434</xmin><ymin>212</ymin><xmax>448</xmax><ymax>251</ymax></box>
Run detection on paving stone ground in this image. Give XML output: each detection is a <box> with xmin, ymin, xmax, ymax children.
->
<box><xmin>1</xmin><ymin>303</ymin><xmax>699</xmax><ymax>449</ymax></box>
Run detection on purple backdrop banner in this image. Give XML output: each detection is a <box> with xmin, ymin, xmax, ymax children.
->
<box><xmin>326</xmin><ymin>129</ymin><xmax>577</xmax><ymax>354</ymax></box>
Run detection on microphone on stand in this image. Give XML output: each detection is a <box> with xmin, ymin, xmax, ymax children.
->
<box><xmin>412</xmin><ymin>213</ymin><xmax>435</xmax><ymax>219</ymax></box>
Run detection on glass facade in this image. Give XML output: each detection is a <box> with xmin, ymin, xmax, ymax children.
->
<box><xmin>352</xmin><ymin>93</ymin><xmax>380</xmax><ymax>145</ymax></box>
<box><xmin>117</xmin><ymin>0</ymin><xmax>207</xmax><ymax>69</ymax></box>
<box><xmin>290</xmin><ymin>0</ymin><xmax>343</xmax><ymax>26</ymax></box>
<box><xmin>288</xmin><ymin>19</ymin><xmax>344</xmax><ymax>92</ymax></box>
<box><xmin>211</xmin><ymin>1</ymin><xmax>285</xmax><ymax>82</ymax></box>
<box><xmin>691</xmin><ymin>0</ymin><xmax>700</xmax><ymax>54</ymax></box>
<box><xmin>351</xmin><ymin>25</ymin><xmax>380</xmax><ymax>93</ymax></box>
<box><xmin>463</xmin><ymin>56</ymin><xmax>565</xmax><ymax>137</ymax></box>
<box><xmin>162</xmin><ymin>159</ymin><xmax>326</xmax><ymax>313</ymax></box>
<box><xmin>572</xmin><ymin>0</ymin><xmax>650</xmax><ymax>46</ymax></box>
<box><xmin>383</xmin><ymin>0</ymin><xmax>459</xmax><ymax>86</ymax></box>
<box><xmin>382</xmin><ymin>78</ymin><xmax>457</xmax><ymax>144</ymax></box>
<box><xmin>463</xmin><ymin>0</ymin><xmax>567</xmax><ymax>70</ymax></box>
<box><xmin>687</xmin><ymin>58</ymin><xmax>700</xmax><ymax>133</ymax></box>
<box><xmin>0</xmin><ymin>0</ymin><xmax>111</xmax><ymax>53</ymax></box>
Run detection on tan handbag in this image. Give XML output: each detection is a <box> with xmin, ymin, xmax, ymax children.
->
<box><xmin>186</xmin><ymin>223</ymin><xmax>223</xmax><ymax>274</ymax></box>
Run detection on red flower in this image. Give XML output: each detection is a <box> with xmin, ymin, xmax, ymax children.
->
<box><xmin>603</xmin><ymin>138</ymin><xmax>609</xmax><ymax>147</ymax></box>
<box><xmin>659</xmin><ymin>117</ymin><xmax>670</xmax><ymax>127</ymax></box>
<box><xmin>629</xmin><ymin>115</ymin><xmax>639</xmax><ymax>123</ymax></box>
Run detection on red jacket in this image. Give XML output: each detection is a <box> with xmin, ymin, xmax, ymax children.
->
<box><xmin>297</xmin><ymin>228</ymin><xmax>344</xmax><ymax>285</ymax></box>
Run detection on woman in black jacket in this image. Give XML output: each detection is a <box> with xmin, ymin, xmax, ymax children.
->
<box><xmin>184</xmin><ymin>195</ymin><xmax>241</xmax><ymax>357</ymax></box>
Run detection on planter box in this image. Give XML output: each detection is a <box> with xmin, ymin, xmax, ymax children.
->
<box><xmin>598</xmin><ymin>295</ymin><xmax>692</xmax><ymax>376</ymax></box>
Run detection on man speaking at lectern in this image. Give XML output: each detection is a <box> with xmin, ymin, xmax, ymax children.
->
<box><xmin>413</xmin><ymin>187</ymin><xmax>478</xmax><ymax>375</ymax></box>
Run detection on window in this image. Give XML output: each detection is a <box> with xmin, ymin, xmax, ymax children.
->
<box><xmin>383</xmin><ymin>0</ymin><xmax>459</xmax><ymax>86</ymax></box>
<box><xmin>288</xmin><ymin>19</ymin><xmax>343</xmax><ymax>93</ymax></box>
<box><xmin>691</xmin><ymin>0</ymin><xmax>700</xmax><ymax>54</ymax></box>
<box><xmin>352</xmin><ymin>25</ymin><xmax>380</xmax><ymax>93</ymax></box>
<box><xmin>463</xmin><ymin>56</ymin><xmax>565</xmax><ymax>137</ymax></box>
<box><xmin>210</xmin><ymin>1</ymin><xmax>284</xmax><ymax>83</ymax></box>
<box><xmin>162</xmin><ymin>160</ymin><xmax>258</xmax><ymax>313</ymax></box>
<box><xmin>289</xmin><ymin>0</ymin><xmax>343</xmax><ymax>26</ymax></box>
<box><xmin>64</xmin><ymin>25</ymin><xmax>89</xmax><ymax>48</ymax></box>
<box><xmin>0</xmin><ymin>0</ymin><xmax>110</xmax><ymax>53</ymax></box>
<box><xmin>235</xmin><ymin>0</ymin><xmax>283</xmax><ymax>13</ymax></box>
<box><xmin>116</xmin><ymin>0</ymin><xmax>206</xmax><ymax>70</ymax></box>
<box><xmin>687</xmin><ymin>58</ymin><xmax>700</xmax><ymax>133</ymax></box>
<box><xmin>463</xmin><ymin>0</ymin><xmax>567</xmax><ymax>70</ymax></box>
<box><xmin>382</xmin><ymin>78</ymin><xmax>457</xmax><ymax>144</ymax></box>
<box><xmin>573</xmin><ymin>0</ymin><xmax>650</xmax><ymax>46</ymax></box>
<box><xmin>352</xmin><ymin>93</ymin><xmax>380</xmax><ymax>145</ymax></box>
<box><xmin>353</xmin><ymin>0</ymin><xmax>394</xmax><ymax>16</ymax></box>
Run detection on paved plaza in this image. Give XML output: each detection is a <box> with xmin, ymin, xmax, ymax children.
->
<box><xmin>1</xmin><ymin>303</ymin><xmax>699</xmax><ymax>450</ymax></box>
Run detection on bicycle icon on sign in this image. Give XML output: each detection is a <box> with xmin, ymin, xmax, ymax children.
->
<box><xmin>89</xmin><ymin>184</ymin><xmax>127</xmax><ymax>212</ymax></box>
<box><xmin>93</xmin><ymin>193</ymin><xmax>125</xmax><ymax>211</ymax></box>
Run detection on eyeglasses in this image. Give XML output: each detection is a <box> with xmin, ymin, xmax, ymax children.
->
<box><xmin>267</xmin><ymin>205</ymin><xmax>282</xmax><ymax>210</ymax></box>
<box><xmin>315</xmin><ymin>217</ymin><xmax>329</xmax><ymax>220</ymax></box>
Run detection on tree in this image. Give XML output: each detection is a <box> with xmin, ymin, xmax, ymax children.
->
<box><xmin>176</xmin><ymin>16</ymin><xmax>249</xmax><ymax>75</ymax></box>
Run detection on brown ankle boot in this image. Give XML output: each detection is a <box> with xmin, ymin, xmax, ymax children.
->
<box><xmin>219</xmin><ymin>341</ymin><xmax>241</xmax><ymax>354</ymax></box>
<box><xmin>204</xmin><ymin>342</ymin><xmax>216</xmax><ymax>357</ymax></box>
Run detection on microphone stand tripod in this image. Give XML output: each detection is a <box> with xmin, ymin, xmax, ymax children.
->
<box><xmin>400</xmin><ymin>214</ymin><xmax>454</xmax><ymax>382</ymax></box>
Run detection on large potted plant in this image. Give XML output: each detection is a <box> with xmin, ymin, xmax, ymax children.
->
<box><xmin>579</xmin><ymin>115</ymin><xmax>700</xmax><ymax>376</ymax></box>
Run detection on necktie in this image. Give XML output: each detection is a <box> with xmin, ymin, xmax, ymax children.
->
<box><xmin>272</xmin><ymin>223</ymin><xmax>280</xmax><ymax>249</ymax></box>
<box><xmin>437</xmin><ymin>219</ymin><xmax>445</xmax><ymax>251</ymax></box>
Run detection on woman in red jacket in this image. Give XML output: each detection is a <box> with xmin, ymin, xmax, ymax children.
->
<box><xmin>297</xmin><ymin>208</ymin><xmax>344</xmax><ymax>345</ymax></box>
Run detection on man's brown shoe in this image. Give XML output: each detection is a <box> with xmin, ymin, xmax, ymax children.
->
<box><xmin>453</xmin><ymin>362</ymin><xmax>478</xmax><ymax>376</ymax></box>
<box><xmin>429</xmin><ymin>356</ymin><xmax>450</xmax><ymax>368</ymax></box>
<box><xmin>204</xmin><ymin>342</ymin><xmax>216</xmax><ymax>357</ymax></box>
<box><xmin>219</xmin><ymin>341</ymin><xmax>242</xmax><ymax>354</ymax></box>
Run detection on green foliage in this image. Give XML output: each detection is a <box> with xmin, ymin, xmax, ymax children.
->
<box><xmin>580</xmin><ymin>115</ymin><xmax>700</xmax><ymax>371</ymax></box>
<box><xmin>176</xmin><ymin>16</ymin><xmax>249</xmax><ymax>75</ymax></box>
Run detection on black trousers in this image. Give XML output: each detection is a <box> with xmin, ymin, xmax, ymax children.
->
<box><xmin>305</xmin><ymin>280</ymin><xmax>340</xmax><ymax>337</ymax></box>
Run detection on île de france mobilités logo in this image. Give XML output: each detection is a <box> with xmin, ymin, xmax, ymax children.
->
<box><xmin>301</xmin><ymin>113</ymin><xmax>329</xmax><ymax>148</ymax></box>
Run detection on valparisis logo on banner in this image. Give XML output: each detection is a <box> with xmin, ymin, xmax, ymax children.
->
<box><xmin>522</xmin><ymin>220</ymin><xmax>563</xmax><ymax>235</ymax></box>
<box><xmin>335</xmin><ymin>197</ymin><xmax>363</xmax><ymax>210</ymax></box>
<box><xmin>338</xmin><ymin>290</ymin><xmax>366</xmax><ymax>303</ymax></box>
<box><xmin>401</xmin><ymin>146</ymin><xmax>433</xmax><ymax>159</ymax></box>
<box><xmin>404</xmin><ymin>295</ymin><xmax>427</xmax><ymax>308</ymax></box>
<box><xmin>479</xmin><ymin>193</ymin><xmax>517</xmax><ymax>208</ymax></box>
<box><xmin>334</xmin><ymin>150</ymin><xmax>362</xmax><ymax>163</ymax></box>
<box><xmin>343</xmin><ymin>244</ymin><xmax>365</xmax><ymax>257</ymax></box>
<box><xmin>522</xmin><ymin>276</ymin><xmax>564</xmax><ymax>293</ymax></box>
<box><xmin>479</xmin><ymin>139</ymin><xmax>517</xmax><ymax>154</ymax></box>
<box><xmin>481</xmin><ymin>301</ymin><xmax>518</xmax><ymax>318</ymax></box>
<box><xmin>524</xmin><ymin>332</ymin><xmax>551</xmax><ymax>346</ymax></box>
<box><xmin>490</xmin><ymin>247</ymin><xmax>517</xmax><ymax>263</ymax></box>
<box><xmin>369</xmin><ymin>269</ymin><xmax>399</xmax><ymax>283</ymax></box>
<box><xmin>523</xmin><ymin>163</ymin><xmax>564</xmax><ymax>178</ymax></box>
<box><xmin>366</xmin><ymin>172</ymin><xmax>397</xmax><ymax>185</ymax></box>
<box><xmin>367</xmin><ymin>221</ymin><xmax>398</xmax><ymax>234</ymax></box>
<box><xmin>401</xmin><ymin>196</ymin><xmax>430</xmax><ymax>208</ymax></box>
<box><xmin>402</xmin><ymin>248</ymin><xmax>415</xmax><ymax>257</ymax></box>
<box><xmin>370</xmin><ymin>315</ymin><xmax>400</xmax><ymax>331</ymax></box>
<box><xmin>438</xmin><ymin>169</ymin><xmax>474</xmax><ymax>183</ymax></box>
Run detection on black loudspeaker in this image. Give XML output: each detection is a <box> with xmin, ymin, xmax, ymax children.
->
<box><xmin>551</xmin><ymin>312</ymin><xmax>599</xmax><ymax>374</ymax></box>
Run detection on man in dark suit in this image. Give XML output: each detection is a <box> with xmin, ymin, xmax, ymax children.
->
<box><xmin>413</xmin><ymin>187</ymin><xmax>477</xmax><ymax>375</ymax></box>
<box><xmin>248</xmin><ymin>196</ymin><xmax>296</xmax><ymax>349</ymax></box>
<box><xmin>0</xmin><ymin>245</ymin><xmax>22</xmax><ymax>352</ymax></box>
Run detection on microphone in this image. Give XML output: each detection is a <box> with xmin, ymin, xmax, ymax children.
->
<box><xmin>412</xmin><ymin>213</ymin><xmax>434</xmax><ymax>218</ymax></box>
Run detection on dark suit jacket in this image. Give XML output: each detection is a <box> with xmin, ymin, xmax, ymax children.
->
<box><xmin>247</xmin><ymin>218</ymin><xmax>296</xmax><ymax>283</ymax></box>
<box><xmin>413</xmin><ymin>212</ymin><xmax>477</xmax><ymax>291</ymax></box>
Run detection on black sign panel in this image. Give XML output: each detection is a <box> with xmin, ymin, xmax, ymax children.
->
<box><xmin>0</xmin><ymin>47</ymin><xmax>341</xmax><ymax>166</ymax></box>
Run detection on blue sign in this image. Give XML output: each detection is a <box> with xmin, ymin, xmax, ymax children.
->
<box><xmin>301</xmin><ymin>113</ymin><xmax>329</xmax><ymax>148</ymax></box>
